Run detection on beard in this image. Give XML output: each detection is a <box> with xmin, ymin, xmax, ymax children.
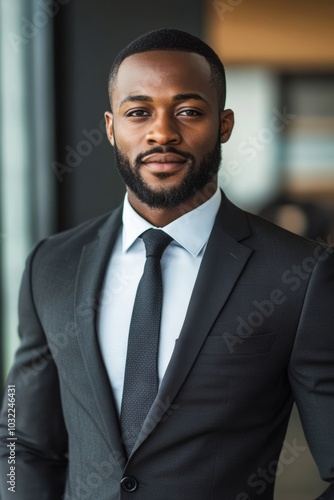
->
<box><xmin>113</xmin><ymin>136</ymin><xmax>222</xmax><ymax>209</ymax></box>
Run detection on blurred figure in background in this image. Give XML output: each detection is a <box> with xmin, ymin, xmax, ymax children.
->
<box><xmin>260</xmin><ymin>192</ymin><xmax>334</xmax><ymax>241</ymax></box>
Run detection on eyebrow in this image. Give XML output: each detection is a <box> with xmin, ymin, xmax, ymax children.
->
<box><xmin>119</xmin><ymin>93</ymin><xmax>208</xmax><ymax>108</ymax></box>
<box><xmin>173</xmin><ymin>93</ymin><xmax>207</xmax><ymax>103</ymax></box>
<box><xmin>120</xmin><ymin>95</ymin><xmax>153</xmax><ymax>108</ymax></box>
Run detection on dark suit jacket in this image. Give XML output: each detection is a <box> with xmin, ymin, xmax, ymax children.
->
<box><xmin>1</xmin><ymin>193</ymin><xmax>334</xmax><ymax>499</ymax></box>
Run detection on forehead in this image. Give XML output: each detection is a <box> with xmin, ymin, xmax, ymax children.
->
<box><xmin>112</xmin><ymin>50</ymin><xmax>216</xmax><ymax>104</ymax></box>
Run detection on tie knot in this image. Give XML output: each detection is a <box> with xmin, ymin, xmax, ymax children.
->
<box><xmin>141</xmin><ymin>229</ymin><xmax>173</xmax><ymax>259</ymax></box>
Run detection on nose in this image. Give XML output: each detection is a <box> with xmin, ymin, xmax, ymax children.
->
<box><xmin>146</xmin><ymin>113</ymin><xmax>181</xmax><ymax>145</ymax></box>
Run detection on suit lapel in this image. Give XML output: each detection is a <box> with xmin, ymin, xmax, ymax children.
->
<box><xmin>74</xmin><ymin>206</ymin><xmax>127</xmax><ymax>465</ymax></box>
<box><xmin>72</xmin><ymin>195</ymin><xmax>254</xmax><ymax>460</ymax></box>
<box><xmin>133</xmin><ymin>194</ymin><xmax>253</xmax><ymax>453</ymax></box>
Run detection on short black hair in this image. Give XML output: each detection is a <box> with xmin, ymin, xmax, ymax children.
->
<box><xmin>108</xmin><ymin>28</ymin><xmax>226</xmax><ymax>110</ymax></box>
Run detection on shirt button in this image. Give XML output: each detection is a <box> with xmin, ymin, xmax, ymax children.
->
<box><xmin>121</xmin><ymin>476</ymin><xmax>138</xmax><ymax>492</ymax></box>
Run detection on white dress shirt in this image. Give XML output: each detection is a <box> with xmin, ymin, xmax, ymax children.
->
<box><xmin>98</xmin><ymin>188</ymin><xmax>222</xmax><ymax>413</ymax></box>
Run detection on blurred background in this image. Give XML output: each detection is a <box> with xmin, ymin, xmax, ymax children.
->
<box><xmin>0</xmin><ymin>0</ymin><xmax>333</xmax><ymax>498</ymax></box>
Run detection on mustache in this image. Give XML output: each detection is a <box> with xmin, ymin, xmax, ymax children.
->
<box><xmin>135</xmin><ymin>146</ymin><xmax>195</xmax><ymax>166</ymax></box>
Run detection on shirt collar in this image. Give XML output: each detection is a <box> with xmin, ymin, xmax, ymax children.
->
<box><xmin>122</xmin><ymin>188</ymin><xmax>221</xmax><ymax>257</ymax></box>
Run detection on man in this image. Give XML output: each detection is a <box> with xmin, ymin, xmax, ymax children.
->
<box><xmin>0</xmin><ymin>28</ymin><xmax>333</xmax><ymax>500</ymax></box>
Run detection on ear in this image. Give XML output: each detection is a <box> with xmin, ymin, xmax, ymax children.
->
<box><xmin>104</xmin><ymin>111</ymin><xmax>115</xmax><ymax>146</ymax></box>
<box><xmin>219</xmin><ymin>109</ymin><xmax>234</xmax><ymax>143</ymax></box>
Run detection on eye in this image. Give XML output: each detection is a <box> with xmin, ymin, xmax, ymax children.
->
<box><xmin>125</xmin><ymin>109</ymin><xmax>150</xmax><ymax>117</ymax></box>
<box><xmin>177</xmin><ymin>109</ymin><xmax>203</xmax><ymax>117</ymax></box>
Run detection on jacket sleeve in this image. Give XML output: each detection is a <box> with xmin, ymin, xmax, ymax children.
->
<box><xmin>0</xmin><ymin>243</ymin><xmax>68</xmax><ymax>499</ymax></box>
<box><xmin>288</xmin><ymin>246</ymin><xmax>334</xmax><ymax>499</ymax></box>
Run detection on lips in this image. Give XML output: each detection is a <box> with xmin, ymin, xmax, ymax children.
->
<box><xmin>141</xmin><ymin>153</ymin><xmax>187</xmax><ymax>173</ymax></box>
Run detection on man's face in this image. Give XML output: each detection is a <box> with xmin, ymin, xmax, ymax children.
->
<box><xmin>105</xmin><ymin>50</ymin><xmax>234</xmax><ymax>210</ymax></box>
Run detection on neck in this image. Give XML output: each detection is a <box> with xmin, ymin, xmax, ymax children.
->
<box><xmin>127</xmin><ymin>179</ymin><xmax>217</xmax><ymax>227</ymax></box>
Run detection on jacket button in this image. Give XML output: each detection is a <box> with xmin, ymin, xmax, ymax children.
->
<box><xmin>121</xmin><ymin>476</ymin><xmax>138</xmax><ymax>492</ymax></box>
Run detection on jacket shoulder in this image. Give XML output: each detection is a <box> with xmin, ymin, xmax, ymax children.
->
<box><xmin>246</xmin><ymin>209</ymin><xmax>330</xmax><ymax>252</ymax></box>
<box><xmin>31</xmin><ymin>205</ymin><xmax>123</xmax><ymax>266</ymax></box>
<box><xmin>220</xmin><ymin>193</ymin><xmax>331</xmax><ymax>258</ymax></box>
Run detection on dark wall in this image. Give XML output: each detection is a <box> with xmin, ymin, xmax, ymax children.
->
<box><xmin>54</xmin><ymin>0</ymin><xmax>204</xmax><ymax>230</ymax></box>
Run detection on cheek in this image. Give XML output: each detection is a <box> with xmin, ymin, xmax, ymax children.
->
<box><xmin>186</xmin><ymin>130</ymin><xmax>219</xmax><ymax>157</ymax></box>
<box><xmin>113</xmin><ymin>135</ymin><xmax>133</xmax><ymax>159</ymax></box>
<box><xmin>114</xmin><ymin>128</ymin><xmax>145</xmax><ymax>160</ymax></box>
<box><xmin>184</xmin><ymin>119</ymin><xmax>220</xmax><ymax>147</ymax></box>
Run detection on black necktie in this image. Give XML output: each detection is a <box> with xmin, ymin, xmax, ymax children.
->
<box><xmin>120</xmin><ymin>229</ymin><xmax>173</xmax><ymax>457</ymax></box>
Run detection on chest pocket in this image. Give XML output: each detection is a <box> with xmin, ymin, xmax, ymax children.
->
<box><xmin>200</xmin><ymin>332</ymin><xmax>274</xmax><ymax>356</ymax></box>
